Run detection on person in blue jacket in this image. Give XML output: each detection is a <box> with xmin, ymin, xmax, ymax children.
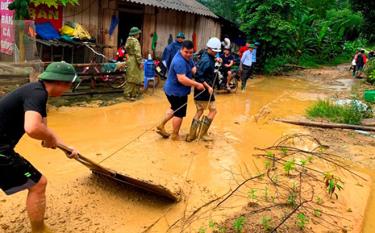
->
<box><xmin>186</xmin><ymin>37</ymin><xmax>221</xmax><ymax>142</ymax></box>
<box><xmin>162</xmin><ymin>32</ymin><xmax>185</xmax><ymax>69</ymax></box>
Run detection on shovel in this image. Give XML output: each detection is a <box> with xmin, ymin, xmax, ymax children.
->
<box><xmin>57</xmin><ymin>143</ymin><xmax>182</xmax><ymax>201</ymax></box>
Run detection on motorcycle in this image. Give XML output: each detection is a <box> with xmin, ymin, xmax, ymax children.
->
<box><xmin>213</xmin><ymin>60</ymin><xmax>239</xmax><ymax>93</ymax></box>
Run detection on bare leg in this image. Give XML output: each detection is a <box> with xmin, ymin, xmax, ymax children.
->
<box><xmin>171</xmin><ymin>117</ymin><xmax>184</xmax><ymax>140</ymax></box>
<box><xmin>157</xmin><ymin>109</ymin><xmax>174</xmax><ymax>138</ymax></box>
<box><xmin>226</xmin><ymin>71</ymin><xmax>232</xmax><ymax>87</ymax></box>
<box><xmin>27</xmin><ymin>176</ymin><xmax>50</xmax><ymax>233</ymax></box>
<box><xmin>208</xmin><ymin>109</ymin><xmax>217</xmax><ymax>121</ymax></box>
<box><xmin>193</xmin><ymin>109</ymin><xmax>204</xmax><ymax>121</ymax></box>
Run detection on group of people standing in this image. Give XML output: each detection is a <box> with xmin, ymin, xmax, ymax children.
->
<box><xmin>156</xmin><ymin>37</ymin><xmax>221</xmax><ymax>142</ymax></box>
<box><xmin>350</xmin><ymin>48</ymin><xmax>375</xmax><ymax>78</ymax></box>
<box><xmin>238</xmin><ymin>41</ymin><xmax>259</xmax><ymax>90</ymax></box>
<box><xmin>156</xmin><ymin>35</ymin><xmax>261</xmax><ymax>142</ymax></box>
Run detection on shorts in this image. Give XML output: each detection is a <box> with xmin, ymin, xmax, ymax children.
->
<box><xmin>166</xmin><ymin>94</ymin><xmax>188</xmax><ymax>118</ymax></box>
<box><xmin>0</xmin><ymin>150</ymin><xmax>42</xmax><ymax>195</ymax></box>
<box><xmin>195</xmin><ymin>100</ymin><xmax>216</xmax><ymax>111</ymax></box>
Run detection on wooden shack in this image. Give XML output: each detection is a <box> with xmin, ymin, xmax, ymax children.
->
<box><xmin>63</xmin><ymin>0</ymin><xmax>221</xmax><ymax>58</ymax></box>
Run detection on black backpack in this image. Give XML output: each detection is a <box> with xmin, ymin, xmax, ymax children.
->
<box><xmin>357</xmin><ymin>54</ymin><xmax>364</xmax><ymax>65</ymax></box>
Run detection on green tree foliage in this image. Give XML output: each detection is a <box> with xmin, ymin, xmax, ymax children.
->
<box><xmin>198</xmin><ymin>0</ymin><xmax>242</xmax><ymax>23</ymax></box>
<box><xmin>8</xmin><ymin>0</ymin><xmax>30</xmax><ymax>19</ymax></box>
<box><xmin>237</xmin><ymin>0</ymin><xmax>367</xmax><ymax>72</ymax></box>
<box><xmin>200</xmin><ymin>0</ymin><xmax>369</xmax><ymax>73</ymax></box>
<box><xmin>350</xmin><ymin>0</ymin><xmax>375</xmax><ymax>42</ymax></box>
<box><xmin>31</xmin><ymin>0</ymin><xmax>79</xmax><ymax>7</ymax></box>
<box><xmin>9</xmin><ymin>0</ymin><xmax>78</xmax><ymax>19</ymax></box>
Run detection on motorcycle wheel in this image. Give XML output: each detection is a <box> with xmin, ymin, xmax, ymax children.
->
<box><xmin>108</xmin><ymin>74</ymin><xmax>127</xmax><ymax>89</ymax></box>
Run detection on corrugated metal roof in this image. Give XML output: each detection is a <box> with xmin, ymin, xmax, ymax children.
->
<box><xmin>124</xmin><ymin>0</ymin><xmax>218</xmax><ymax>18</ymax></box>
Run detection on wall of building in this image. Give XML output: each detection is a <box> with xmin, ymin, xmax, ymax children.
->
<box><xmin>64</xmin><ymin>0</ymin><xmax>118</xmax><ymax>58</ymax></box>
<box><xmin>145</xmin><ymin>6</ymin><xmax>221</xmax><ymax>57</ymax></box>
<box><xmin>63</xmin><ymin>0</ymin><xmax>221</xmax><ymax>60</ymax></box>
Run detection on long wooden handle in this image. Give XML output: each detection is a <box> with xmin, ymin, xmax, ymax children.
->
<box><xmin>56</xmin><ymin>143</ymin><xmax>114</xmax><ymax>176</ymax></box>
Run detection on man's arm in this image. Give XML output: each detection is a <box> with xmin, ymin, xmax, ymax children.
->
<box><xmin>203</xmin><ymin>82</ymin><xmax>213</xmax><ymax>95</ymax></box>
<box><xmin>228</xmin><ymin>60</ymin><xmax>234</xmax><ymax>67</ymax></box>
<box><xmin>25</xmin><ymin>111</ymin><xmax>79</xmax><ymax>158</ymax></box>
<box><xmin>176</xmin><ymin>74</ymin><xmax>204</xmax><ymax>90</ymax></box>
<box><xmin>192</xmin><ymin>66</ymin><xmax>197</xmax><ymax>75</ymax></box>
<box><xmin>24</xmin><ymin>111</ymin><xmax>58</xmax><ymax>148</ymax></box>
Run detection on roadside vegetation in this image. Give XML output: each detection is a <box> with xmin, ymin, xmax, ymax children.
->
<box><xmin>306</xmin><ymin>100</ymin><xmax>372</xmax><ymax>125</ymax></box>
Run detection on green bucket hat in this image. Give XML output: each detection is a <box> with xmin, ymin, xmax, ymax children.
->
<box><xmin>39</xmin><ymin>61</ymin><xmax>79</xmax><ymax>83</ymax></box>
<box><xmin>129</xmin><ymin>27</ymin><xmax>142</xmax><ymax>36</ymax></box>
<box><xmin>176</xmin><ymin>32</ymin><xmax>185</xmax><ymax>39</ymax></box>
<box><xmin>248</xmin><ymin>44</ymin><xmax>256</xmax><ymax>48</ymax></box>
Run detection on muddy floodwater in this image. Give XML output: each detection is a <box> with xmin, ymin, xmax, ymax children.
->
<box><xmin>0</xmin><ymin>70</ymin><xmax>374</xmax><ymax>232</ymax></box>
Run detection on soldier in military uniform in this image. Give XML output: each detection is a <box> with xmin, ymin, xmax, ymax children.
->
<box><xmin>0</xmin><ymin>62</ymin><xmax>79</xmax><ymax>233</ymax></box>
<box><xmin>124</xmin><ymin>27</ymin><xmax>144</xmax><ymax>101</ymax></box>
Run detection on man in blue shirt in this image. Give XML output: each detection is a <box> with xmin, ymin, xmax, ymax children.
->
<box><xmin>240</xmin><ymin>44</ymin><xmax>255</xmax><ymax>90</ymax></box>
<box><xmin>161</xmin><ymin>32</ymin><xmax>185</xmax><ymax>70</ymax></box>
<box><xmin>157</xmin><ymin>40</ymin><xmax>205</xmax><ymax>141</ymax></box>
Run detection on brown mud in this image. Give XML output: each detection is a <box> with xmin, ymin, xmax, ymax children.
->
<box><xmin>0</xmin><ymin>64</ymin><xmax>374</xmax><ymax>232</ymax></box>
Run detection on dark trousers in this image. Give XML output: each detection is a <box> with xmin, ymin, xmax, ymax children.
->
<box><xmin>241</xmin><ymin>64</ymin><xmax>252</xmax><ymax>90</ymax></box>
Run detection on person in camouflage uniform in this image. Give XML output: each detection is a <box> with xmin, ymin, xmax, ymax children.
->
<box><xmin>124</xmin><ymin>27</ymin><xmax>144</xmax><ymax>101</ymax></box>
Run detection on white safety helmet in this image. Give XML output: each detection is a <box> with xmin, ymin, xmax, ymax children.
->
<box><xmin>222</xmin><ymin>38</ymin><xmax>231</xmax><ymax>49</ymax></box>
<box><xmin>206</xmin><ymin>37</ymin><xmax>221</xmax><ymax>52</ymax></box>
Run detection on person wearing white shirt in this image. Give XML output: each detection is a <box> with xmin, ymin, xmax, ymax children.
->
<box><xmin>240</xmin><ymin>44</ymin><xmax>255</xmax><ymax>90</ymax></box>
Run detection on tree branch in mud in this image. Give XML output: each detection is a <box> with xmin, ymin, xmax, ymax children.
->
<box><xmin>276</xmin><ymin>119</ymin><xmax>375</xmax><ymax>132</ymax></box>
<box><xmin>165</xmin><ymin>135</ymin><xmax>361</xmax><ymax>232</ymax></box>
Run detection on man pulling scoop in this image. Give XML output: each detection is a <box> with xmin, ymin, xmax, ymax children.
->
<box><xmin>0</xmin><ymin>61</ymin><xmax>79</xmax><ymax>233</ymax></box>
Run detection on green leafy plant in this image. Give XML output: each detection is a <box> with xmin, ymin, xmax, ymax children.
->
<box><xmin>233</xmin><ymin>216</ymin><xmax>246</xmax><ymax>233</ymax></box>
<box><xmin>264</xmin><ymin>159</ymin><xmax>272</xmax><ymax>170</ymax></box>
<box><xmin>316</xmin><ymin>196</ymin><xmax>324</xmax><ymax>205</ymax></box>
<box><xmin>217</xmin><ymin>226</ymin><xmax>227</xmax><ymax>233</ymax></box>
<box><xmin>287</xmin><ymin>191</ymin><xmax>298</xmax><ymax>207</ymax></box>
<box><xmin>271</xmin><ymin>175</ymin><xmax>279</xmax><ymax>184</ymax></box>
<box><xmin>313</xmin><ymin>209</ymin><xmax>322</xmax><ymax>217</ymax></box>
<box><xmin>264</xmin><ymin>186</ymin><xmax>269</xmax><ymax>201</ymax></box>
<box><xmin>198</xmin><ymin>227</ymin><xmax>206</xmax><ymax>233</ymax></box>
<box><xmin>209</xmin><ymin>220</ymin><xmax>226</xmax><ymax>233</ymax></box>
<box><xmin>209</xmin><ymin>220</ymin><xmax>216</xmax><ymax>229</ymax></box>
<box><xmin>296</xmin><ymin>213</ymin><xmax>309</xmax><ymax>230</ymax></box>
<box><xmin>366</xmin><ymin>59</ymin><xmax>375</xmax><ymax>84</ymax></box>
<box><xmin>284</xmin><ymin>159</ymin><xmax>296</xmax><ymax>175</ymax></box>
<box><xmin>280</xmin><ymin>147</ymin><xmax>289</xmax><ymax>156</ymax></box>
<box><xmin>260</xmin><ymin>216</ymin><xmax>273</xmax><ymax>231</ymax></box>
<box><xmin>324</xmin><ymin>173</ymin><xmax>344</xmax><ymax>199</ymax></box>
<box><xmin>248</xmin><ymin>189</ymin><xmax>258</xmax><ymax>202</ymax></box>
<box><xmin>266</xmin><ymin>151</ymin><xmax>274</xmax><ymax>158</ymax></box>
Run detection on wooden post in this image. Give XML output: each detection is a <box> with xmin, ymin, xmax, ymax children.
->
<box><xmin>18</xmin><ymin>21</ymin><xmax>25</xmax><ymax>62</ymax></box>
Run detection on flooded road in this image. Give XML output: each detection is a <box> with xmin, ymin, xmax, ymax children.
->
<box><xmin>0</xmin><ymin>72</ymin><xmax>372</xmax><ymax>232</ymax></box>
